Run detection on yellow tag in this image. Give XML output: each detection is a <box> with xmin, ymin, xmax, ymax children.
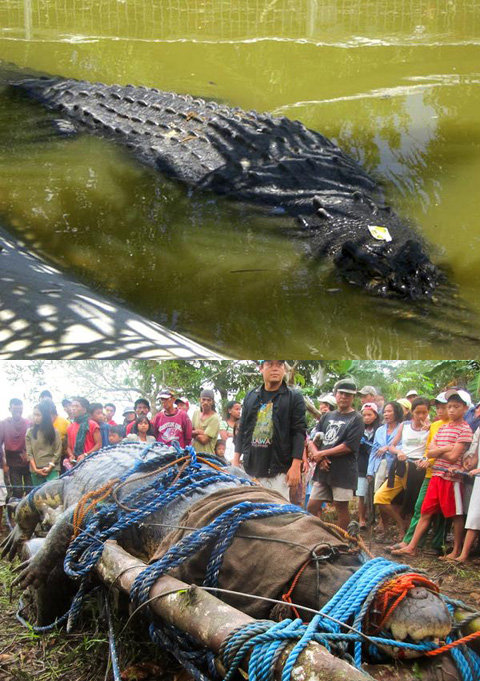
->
<box><xmin>368</xmin><ymin>225</ymin><xmax>392</xmax><ymax>242</ymax></box>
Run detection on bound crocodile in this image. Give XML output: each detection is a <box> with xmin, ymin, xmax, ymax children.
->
<box><xmin>4</xmin><ymin>67</ymin><xmax>442</xmax><ymax>300</ymax></box>
<box><xmin>2</xmin><ymin>442</ymin><xmax>453</xmax><ymax>664</ymax></box>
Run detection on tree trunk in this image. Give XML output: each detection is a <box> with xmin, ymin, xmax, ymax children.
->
<box><xmin>96</xmin><ymin>540</ymin><xmax>374</xmax><ymax>681</ymax></box>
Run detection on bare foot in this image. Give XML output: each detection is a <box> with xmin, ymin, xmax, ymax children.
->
<box><xmin>391</xmin><ymin>546</ymin><xmax>417</xmax><ymax>556</ymax></box>
<box><xmin>454</xmin><ymin>555</ymin><xmax>468</xmax><ymax>563</ymax></box>
<box><xmin>439</xmin><ymin>552</ymin><xmax>459</xmax><ymax>561</ymax></box>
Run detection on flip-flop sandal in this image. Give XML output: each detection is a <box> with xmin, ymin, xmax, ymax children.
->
<box><xmin>387</xmin><ymin>543</ymin><xmax>404</xmax><ymax>553</ymax></box>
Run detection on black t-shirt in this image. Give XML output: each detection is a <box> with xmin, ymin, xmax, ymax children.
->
<box><xmin>313</xmin><ymin>409</ymin><xmax>363</xmax><ymax>489</ymax></box>
<box><xmin>248</xmin><ymin>387</ymin><xmax>280</xmax><ymax>474</ymax></box>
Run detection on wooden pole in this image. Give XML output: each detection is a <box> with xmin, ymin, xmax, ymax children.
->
<box><xmin>96</xmin><ymin>540</ymin><xmax>373</xmax><ymax>681</ymax></box>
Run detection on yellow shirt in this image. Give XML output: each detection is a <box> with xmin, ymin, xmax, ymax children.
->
<box><xmin>53</xmin><ymin>415</ymin><xmax>70</xmax><ymax>452</ymax></box>
<box><xmin>424</xmin><ymin>418</ymin><xmax>449</xmax><ymax>478</ymax></box>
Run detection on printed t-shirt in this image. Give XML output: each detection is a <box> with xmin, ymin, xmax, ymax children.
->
<box><xmin>192</xmin><ymin>410</ymin><xmax>221</xmax><ymax>455</ymax></box>
<box><xmin>154</xmin><ymin>409</ymin><xmax>192</xmax><ymax>448</ymax></box>
<box><xmin>313</xmin><ymin>410</ymin><xmax>364</xmax><ymax>490</ymax></box>
<box><xmin>246</xmin><ymin>387</ymin><xmax>279</xmax><ymax>474</ymax></box>
<box><xmin>432</xmin><ymin>421</ymin><xmax>473</xmax><ymax>482</ymax></box>
<box><xmin>67</xmin><ymin>420</ymin><xmax>99</xmax><ymax>455</ymax></box>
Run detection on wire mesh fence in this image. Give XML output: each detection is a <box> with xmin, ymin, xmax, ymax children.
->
<box><xmin>2</xmin><ymin>0</ymin><xmax>480</xmax><ymax>42</ymax></box>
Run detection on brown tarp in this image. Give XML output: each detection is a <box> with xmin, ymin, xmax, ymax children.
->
<box><xmin>151</xmin><ymin>485</ymin><xmax>361</xmax><ymax>619</ymax></box>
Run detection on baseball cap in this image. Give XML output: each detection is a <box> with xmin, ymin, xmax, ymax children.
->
<box><xmin>434</xmin><ymin>391</ymin><xmax>448</xmax><ymax>404</ymax></box>
<box><xmin>333</xmin><ymin>379</ymin><xmax>357</xmax><ymax>394</ymax></box>
<box><xmin>122</xmin><ymin>406</ymin><xmax>135</xmax><ymax>416</ymax></box>
<box><xmin>175</xmin><ymin>396</ymin><xmax>190</xmax><ymax>409</ymax></box>
<box><xmin>406</xmin><ymin>389</ymin><xmax>418</xmax><ymax>398</ymax></box>
<box><xmin>159</xmin><ymin>388</ymin><xmax>176</xmax><ymax>399</ymax></box>
<box><xmin>318</xmin><ymin>394</ymin><xmax>337</xmax><ymax>408</ymax></box>
<box><xmin>200</xmin><ymin>389</ymin><xmax>215</xmax><ymax>400</ymax></box>
<box><xmin>361</xmin><ymin>401</ymin><xmax>378</xmax><ymax>413</ymax></box>
<box><xmin>397</xmin><ymin>398</ymin><xmax>412</xmax><ymax>411</ymax></box>
<box><xmin>358</xmin><ymin>385</ymin><xmax>377</xmax><ymax>396</ymax></box>
<box><xmin>258</xmin><ymin>360</ymin><xmax>285</xmax><ymax>365</ymax></box>
<box><xmin>445</xmin><ymin>389</ymin><xmax>472</xmax><ymax>406</ymax></box>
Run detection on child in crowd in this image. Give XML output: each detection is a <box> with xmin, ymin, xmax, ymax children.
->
<box><xmin>108</xmin><ymin>425</ymin><xmax>125</xmax><ymax>445</ymax></box>
<box><xmin>356</xmin><ymin>402</ymin><xmax>381</xmax><ymax>529</ymax></box>
<box><xmin>392</xmin><ymin>390</ymin><xmax>473</xmax><ymax>559</ymax></box>
<box><xmin>124</xmin><ymin>416</ymin><xmax>156</xmax><ymax>444</ymax></box>
<box><xmin>214</xmin><ymin>439</ymin><xmax>227</xmax><ymax>462</ymax></box>
<box><xmin>389</xmin><ymin>392</ymin><xmax>449</xmax><ymax>554</ymax></box>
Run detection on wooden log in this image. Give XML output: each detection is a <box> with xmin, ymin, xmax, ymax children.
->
<box><xmin>96</xmin><ymin>540</ymin><xmax>373</xmax><ymax>681</ymax></box>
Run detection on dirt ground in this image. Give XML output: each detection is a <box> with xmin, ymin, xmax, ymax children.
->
<box><xmin>0</xmin><ymin>523</ymin><xmax>479</xmax><ymax>681</ymax></box>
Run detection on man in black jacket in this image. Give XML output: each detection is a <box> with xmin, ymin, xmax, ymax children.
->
<box><xmin>233</xmin><ymin>361</ymin><xmax>306</xmax><ymax>500</ymax></box>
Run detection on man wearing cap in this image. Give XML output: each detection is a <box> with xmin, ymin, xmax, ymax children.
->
<box><xmin>406</xmin><ymin>390</ymin><xmax>419</xmax><ymax>400</ymax></box>
<box><xmin>122</xmin><ymin>407</ymin><xmax>136</xmax><ymax>427</ymax></box>
<box><xmin>233</xmin><ymin>361</ymin><xmax>306</xmax><ymax>501</ymax></box>
<box><xmin>153</xmin><ymin>389</ymin><xmax>192</xmax><ymax>448</ymax></box>
<box><xmin>358</xmin><ymin>386</ymin><xmax>377</xmax><ymax>405</ymax></box>
<box><xmin>307</xmin><ymin>379</ymin><xmax>364</xmax><ymax>529</ymax></box>
<box><xmin>392</xmin><ymin>389</ymin><xmax>473</xmax><ymax>559</ymax></box>
<box><xmin>318</xmin><ymin>394</ymin><xmax>337</xmax><ymax>413</ymax></box>
<box><xmin>175</xmin><ymin>397</ymin><xmax>190</xmax><ymax>413</ymax></box>
<box><xmin>191</xmin><ymin>389</ymin><xmax>221</xmax><ymax>455</ymax></box>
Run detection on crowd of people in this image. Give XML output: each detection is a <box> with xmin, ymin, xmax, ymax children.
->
<box><xmin>1</xmin><ymin>360</ymin><xmax>479</xmax><ymax>565</ymax></box>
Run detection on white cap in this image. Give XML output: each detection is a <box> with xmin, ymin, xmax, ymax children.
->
<box><xmin>445</xmin><ymin>389</ymin><xmax>472</xmax><ymax>407</ymax></box>
<box><xmin>406</xmin><ymin>390</ymin><xmax>418</xmax><ymax>398</ymax></box>
<box><xmin>434</xmin><ymin>392</ymin><xmax>448</xmax><ymax>404</ymax></box>
<box><xmin>318</xmin><ymin>394</ymin><xmax>337</xmax><ymax>408</ymax></box>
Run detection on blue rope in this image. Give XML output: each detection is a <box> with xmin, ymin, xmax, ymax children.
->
<box><xmin>217</xmin><ymin>557</ymin><xmax>480</xmax><ymax>681</ymax></box>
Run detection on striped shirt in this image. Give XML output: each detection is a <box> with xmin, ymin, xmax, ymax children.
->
<box><xmin>432</xmin><ymin>421</ymin><xmax>473</xmax><ymax>481</ymax></box>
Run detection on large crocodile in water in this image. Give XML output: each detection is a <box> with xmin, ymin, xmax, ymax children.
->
<box><xmin>4</xmin><ymin>66</ymin><xmax>442</xmax><ymax>301</ymax></box>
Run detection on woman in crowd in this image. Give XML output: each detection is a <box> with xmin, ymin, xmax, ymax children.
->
<box><xmin>125</xmin><ymin>415</ymin><xmax>156</xmax><ymax>444</ymax></box>
<box><xmin>219</xmin><ymin>401</ymin><xmax>241</xmax><ymax>439</ymax></box>
<box><xmin>374</xmin><ymin>397</ymin><xmax>431</xmax><ymax>537</ymax></box>
<box><xmin>357</xmin><ymin>402</ymin><xmax>381</xmax><ymax>529</ymax></box>
<box><xmin>366</xmin><ymin>401</ymin><xmax>404</xmax><ymax>536</ymax></box>
<box><xmin>25</xmin><ymin>401</ymin><xmax>62</xmax><ymax>487</ymax></box>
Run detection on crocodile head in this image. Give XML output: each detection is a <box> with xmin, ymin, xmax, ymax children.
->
<box><xmin>304</xmin><ymin>199</ymin><xmax>441</xmax><ymax>300</ymax></box>
<box><xmin>374</xmin><ymin>587</ymin><xmax>452</xmax><ymax>659</ymax></box>
<box><xmin>333</xmin><ymin>237</ymin><xmax>440</xmax><ymax>300</ymax></box>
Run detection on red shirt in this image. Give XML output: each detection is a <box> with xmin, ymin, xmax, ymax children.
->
<box><xmin>0</xmin><ymin>417</ymin><xmax>30</xmax><ymax>468</ymax></box>
<box><xmin>67</xmin><ymin>420</ymin><xmax>100</xmax><ymax>455</ymax></box>
<box><xmin>153</xmin><ymin>409</ymin><xmax>192</xmax><ymax>448</ymax></box>
<box><xmin>107</xmin><ymin>420</ymin><xmax>118</xmax><ymax>426</ymax></box>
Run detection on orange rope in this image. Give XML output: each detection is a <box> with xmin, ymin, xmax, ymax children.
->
<box><xmin>281</xmin><ymin>558</ymin><xmax>312</xmax><ymax>619</ymax></box>
<box><xmin>425</xmin><ymin>629</ymin><xmax>480</xmax><ymax>656</ymax></box>
<box><xmin>320</xmin><ymin>520</ymin><xmax>374</xmax><ymax>559</ymax></box>
<box><xmin>369</xmin><ymin>573</ymin><xmax>440</xmax><ymax>634</ymax></box>
<box><xmin>72</xmin><ymin>479</ymin><xmax>119</xmax><ymax>539</ymax></box>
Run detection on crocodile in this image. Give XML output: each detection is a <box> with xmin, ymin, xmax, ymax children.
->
<box><xmin>4</xmin><ymin>68</ymin><xmax>442</xmax><ymax>300</ymax></box>
<box><xmin>1</xmin><ymin>442</ymin><xmax>453</xmax><ymax>663</ymax></box>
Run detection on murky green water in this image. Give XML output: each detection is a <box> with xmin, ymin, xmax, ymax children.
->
<box><xmin>1</xmin><ymin>0</ymin><xmax>479</xmax><ymax>357</ymax></box>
